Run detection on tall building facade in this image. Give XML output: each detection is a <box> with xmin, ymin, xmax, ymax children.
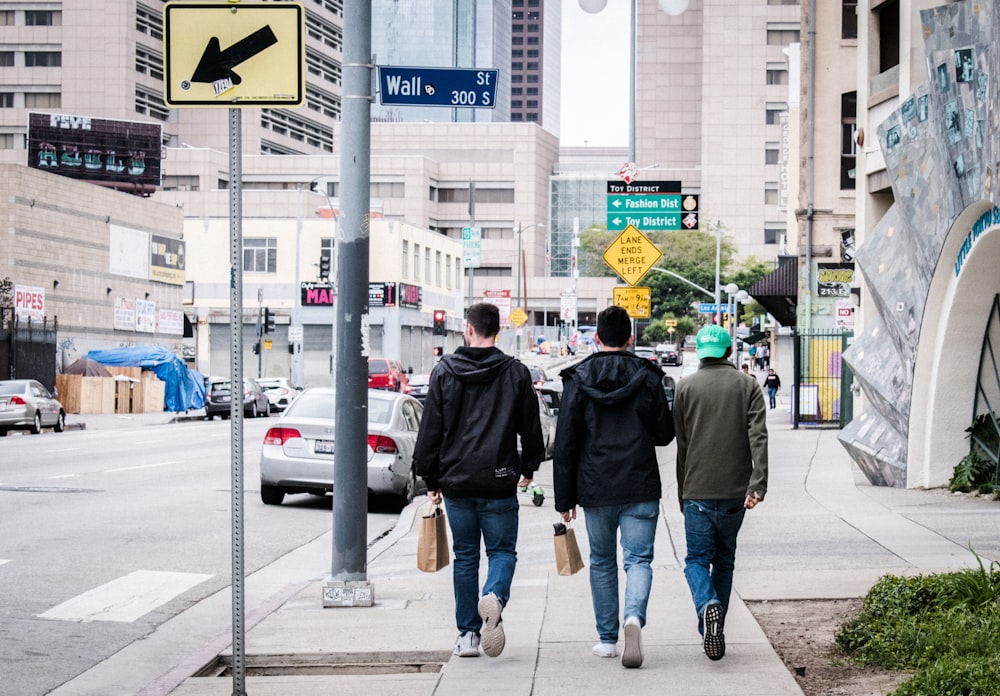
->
<box><xmin>510</xmin><ymin>0</ymin><xmax>560</xmax><ymax>133</ymax></box>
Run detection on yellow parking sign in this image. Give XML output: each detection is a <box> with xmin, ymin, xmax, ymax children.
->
<box><xmin>613</xmin><ymin>286</ymin><xmax>652</xmax><ymax>319</ymax></box>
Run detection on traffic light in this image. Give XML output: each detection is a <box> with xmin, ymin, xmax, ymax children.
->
<box><xmin>319</xmin><ymin>252</ymin><xmax>331</xmax><ymax>280</ymax></box>
<box><xmin>263</xmin><ymin>307</ymin><xmax>276</xmax><ymax>333</ymax></box>
<box><xmin>253</xmin><ymin>341</ymin><xmax>261</xmax><ymax>355</ymax></box>
<box><xmin>433</xmin><ymin>310</ymin><xmax>446</xmax><ymax>336</ymax></box>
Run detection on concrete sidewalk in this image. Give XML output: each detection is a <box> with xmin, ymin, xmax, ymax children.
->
<box><xmin>113</xmin><ymin>403</ymin><xmax>995</xmax><ymax>696</ymax></box>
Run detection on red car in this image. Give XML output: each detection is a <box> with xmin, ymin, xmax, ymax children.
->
<box><xmin>367</xmin><ymin>357</ymin><xmax>411</xmax><ymax>393</ymax></box>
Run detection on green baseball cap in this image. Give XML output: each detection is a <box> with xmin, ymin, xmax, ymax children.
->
<box><xmin>695</xmin><ymin>324</ymin><xmax>732</xmax><ymax>359</ymax></box>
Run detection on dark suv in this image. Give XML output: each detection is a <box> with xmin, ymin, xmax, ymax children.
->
<box><xmin>367</xmin><ymin>358</ymin><xmax>411</xmax><ymax>393</ymax></box>
<box><xmin>204</xmin><ymin>377</ymin><xmax>271</xmax><ymax>419</ymax></box>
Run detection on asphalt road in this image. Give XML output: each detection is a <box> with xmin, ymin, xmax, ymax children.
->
<box><xmin>0</xmin><ymin>417</ymin><xmax>397</xmax><ymax>695</ymax></box>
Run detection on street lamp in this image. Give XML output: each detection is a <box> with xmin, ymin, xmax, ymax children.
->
<box><xmin>516</xmin><ymin>222</ymin><xmax>545</xmax><ymax>356</ymax></box>
<box><xmin>723</xmin><ymin>282</ymin><xmax>751</xmax><ymax>364</ymax></box>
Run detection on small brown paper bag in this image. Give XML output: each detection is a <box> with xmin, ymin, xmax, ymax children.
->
<box><xmin>417</xmin><ymin>505</ymin><xmax>450</xmax><ymax>572</ymax></box>
<box><xmin>553</xmin><ymin>522</ymin><xmax>585</xmax><ymax>576</ymax></box>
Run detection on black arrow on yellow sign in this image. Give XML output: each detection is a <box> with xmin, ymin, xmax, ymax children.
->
<box><xmin>192</xmin><ymin>25</ymin><xmax>278</xmax><ymax>85</ymax></box>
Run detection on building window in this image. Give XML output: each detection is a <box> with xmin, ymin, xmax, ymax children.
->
<box><xmin>841</xmin><ymin>91</ymin><xmax>857</xmax><ymax>190</ymax></box>
<box><xmin>766</xmin><ymin>26</ymin><xmax>800</xmax><ymax>45</ymax></box>
<box><xmin>527</xmin><ymin>49</ymin><xmax>539</xmax><ymax>58</ymax></box>
<box><xmin>512</xmin><ymin>100</ymin><xmax>523</xmax><ymax>109</ymax></box>
<box><xmin>765</xmin><ymin>142</ymin><xmax>780</xmax><ymax>165</ymax></box>
<box><xmin>402</xmin><ymin>241</ymin><xmax>409</xmax><ymax>278</ymax></box>
<box><xmin>511</xmin><ymin>74</ymin><xmax>523</xmax><ymax>84</ymax></box>
<box><xmin>25</xmin><ymin>92</ymin><xmax>60</xmax><ymax>108</ymax></box>
<box><xmin>425</xmin><ymin>248</ymin><xmax>431</xmax><ymax>282</ymax></box>
<box><xmin>874</xmin><ymin>0</ymin><xmax>900</xmax><ymax>73</ymax></box>
<box><xmin>0</xmin><ymin>52</ymin><xmax>13</xmax><ymax>67</ymax></box>
<box><xmin>136</xmin><ymin>45</ymin><xmax>164</xmax><ymax>80</ymax></box>
<box><xmin>764</xmin><ymin>228</ymin><xmax>784</xmax><ymax>245</ymax></box>
<box><xmin>413</xmin><ymin>243</ymin><xmax>420</xmax><ymax>281</ymax></box>
<box><xmin>136</xmin><ymin>4</ymin><xmax>163</xmax><ymax>40</ymax></box>
<box><xmin>0</xmin><ymin>133</ymin><xmax>15</xmax><ymax>149</ymax></box>
<box><xmin>842</xmin><ymin>0</ymin><xmax>858</xmax><ymax>40</ymax></box>
<box><xmin>435</xmin><ymin>251</ymin><xmax>442</xmax><ymax>286</ymax></box>
<box><xmin>0</xmin><ymin>93</ymin><xmax>13</xmax><ymax>108</ymax></box>
<box><xmin>766</xmin><ymin>67</ymin><xmax>788</xmax><ymax>85</ymax></box>
<box><xmin>0</xmin><ymin>11</ymin><xmax>14</xmax><ymax>25</ymax></box>
<box><xmin>765</xmin><ymin>102</ymin><xmax>787</xmax><ymax>125</ymax></box>
<box><xmin>512</xmin><ymin>113</ymin><xmax>523</xmax><ymax>121</ymax></box>
<box><xmin>25</xmin><ymin>52</ymin><xmax>61</xmax><ymax>67</ymax></box>
<box><xmin>135</xmin><ymin>85</ymin><xmax>170</xmax><ymax>121</ymax></box>
<box><xmin>512</xmin><ymin>87</ymin><xmax>522</xmax><ymax>96</ymax></box>
<box><xmin>26</xmin><ymin>10</ymin><xmax>59</xmax><ymax>25</ymax></box>
<box><xmin>527</xmin><ymin>99</ymin><xmax>538</xmax><ymax>109</ymax></box>
<box><xmin>243</xmin><ymin>238</ymin><xmax>277</xmax><ymax>273</ymax></box>
<box><xmin>764</xmin><ymin>183</ymin><xmax>779</xmax><ymax>206</ymax></box>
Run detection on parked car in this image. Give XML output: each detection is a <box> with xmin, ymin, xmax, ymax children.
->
<box><xmin>367</xmin><ymin>357</ymin><xmax>411</xmax><ymax>393</ymax></box>
<box><xmin>633</xmin><ymin>346</ymin><xmax>659</xmax><ymax>363</ymax></box>
<box><xmin>204</xmin><ymin>377</ymin><xmax>271</xmax><ymax>419</ymax></box>
<box><xmin>0</xmin><ymin>379</ymin><xmax>65</xmax><ymax>435</ymax></box>
<box><xmin>656</xmin><ymin>342</ymin><xmax>684</xmax><ymax>366</ymax></box>
<box><xmin>259</xmin><ymin>387</ymin><xmax>424</xmax><ymax>511</ymax></box>
<box><xmin>407</xmin><ymin>373</ymin><xmax>431</xmax><ymax>402</ymax></box>
<box><xmin>527</xmin><ymin>365</ymin><xmax>550</xmax><ymax>387</ymax></box>
<box><xmin>257</xmin><ymin>377</ymin><xmax>300</xmax><ymax>412</ymax></box>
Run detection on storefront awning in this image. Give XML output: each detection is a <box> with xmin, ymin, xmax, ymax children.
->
<box><xmin>749</xmin><ymin>255</ymin><xmax>798</xmax><ymax>327</ymax></box>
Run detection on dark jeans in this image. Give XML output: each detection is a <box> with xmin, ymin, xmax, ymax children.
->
<box><xmin>682</xmin><ymin>498</ymin><xmax>746</xmax><ymax>633</ymax></box>
<box><xmin>443</xmin><ymin>495</ymin><xmax>519</xmax><ymax>635</ymax></box>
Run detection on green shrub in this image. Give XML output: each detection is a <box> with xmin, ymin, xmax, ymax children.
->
<box><xmin>949</xmin><ymin>414</ymin><xmax>999</xmax><ymax>492</ymax></box>
<box><xmin>836</xmin><ymin>558</ymin><xmax>1000</xmax><ymax>691</ymax></box>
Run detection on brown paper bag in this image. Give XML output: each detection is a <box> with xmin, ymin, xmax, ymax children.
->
<box><xmin>553</xmin><ymin>523</ymin><xmax>585</xmax><ymax>576</ymax></box>
<box><xmin>417</xmin><ymin>506</ymin><xmax>450</xmax><ymax>572</ymax></box>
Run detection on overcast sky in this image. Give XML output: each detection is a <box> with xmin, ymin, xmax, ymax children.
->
<box><xmin>559</xmin><ymin>1</ymin><xmax>630</xmax><ymax>147</ymax></box>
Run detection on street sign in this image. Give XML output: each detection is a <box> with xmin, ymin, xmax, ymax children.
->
<box><xmin>510</xmin><ymin>307</ymin><xmax>528</xmax><ymax>327</ymax></box>
<box><xmin>602</xmin><ymin>224</ymin><xmax>663</xmax><ymax>286</ymax></box>
<box><xmin>608</xmin><ymin>211</ymin><xmax>683</xmax><ymax>232</ymax></box>
<box><xmin>613</xmin><ymin>286</ymin><xmax>652</xmax><ymax>319</ymax></box>
<box><xmin>605</xmin><ymin>182</ymin><xmax>695</xmax><ymax>231</ymax></box>
<box><xmin>698</xmin><ymin>303</ymin><xmax>735</xmax><ymax>314</ymax></box>
<box><xmin>377</xmin><ymin>66</ymin><xmax>499</xmax><ymax>108</ymax></box>
<box><xmin>164</xmin><ymin>2</ymin><xmax>305</xmax><ymax>107</ymax></box>
<box><xmin>462</xmin><ymin>227</ymin><xmax>481</xmax><ymax>268</ymax></box>
<box><xmin>606</xmin><ymin>180</ymin><xmax>682</xmax><ymax>195</ymax></box>
<box><xmin>664</xmin><ymin>319</ymin><xmax>678</xmax><ymax>327</ymax></box>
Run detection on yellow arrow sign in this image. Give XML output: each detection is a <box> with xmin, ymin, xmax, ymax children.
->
<box><xmin>603</xmin><ymin>224</ymin><xmax>663</xmax><ymax>286</ymax></box>
<box><xmin>164</xmin><ymin>2</ymin><xmax>305</xmax><ymax>107</ymax></box>
<box><xmin>613</xmin><ymin>286</ymin><xmax>652</xmax><ymax>319</ymax></box>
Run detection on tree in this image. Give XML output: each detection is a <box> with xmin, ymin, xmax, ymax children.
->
<box><xmin>642</xmin><ymin>229</ymin><xmax>736</xmax><ymax>319</ymax></box>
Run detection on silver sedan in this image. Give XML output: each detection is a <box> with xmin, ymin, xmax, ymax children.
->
<box><xmin>0</xmin><ymin>379</ymin><xmax>66</xmax><ymax>435</ymax></box>
<box><xmin>259</xmin><ymin>387</ymin><xmax>424</xmax><ymax>511</ymax></box>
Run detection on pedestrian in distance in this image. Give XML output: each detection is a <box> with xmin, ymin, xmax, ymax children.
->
<box><xmin>414</xmin><ymin>302</ymin><xmax>546</xmax><ymax>659</ymax></box>
<box><xmin>672</xmin><ymin>324</ymin><xmax>768</xmax><ymax>662</ymax></box>
<box><xmin>763</xmin><ymin>368</ymin><xmax>782</xmax><ymax>409</ymax></box>
<box><xmin>553</xmin><ymin>305</ymin><xmax>675</xmax><ymax>668</ymax></box>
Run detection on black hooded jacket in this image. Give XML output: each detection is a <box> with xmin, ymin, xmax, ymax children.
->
<box><xmin>552</xmin><ymin>350</ymin><xmax>674</xmax><ymax>511</ymax></box>
<box><xmin>414</xmin><ymin>346</ymin><xmax>544</xmax><ymax>499</ymax></box>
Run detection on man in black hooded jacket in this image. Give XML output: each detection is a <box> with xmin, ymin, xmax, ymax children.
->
<box><xmin>553</xmin><ymin>304</ymin><xmax>674</xmax><ymax>668</ymax></box>
<box><xmin>414</xmin><ymin>302</ymin><xmax>545</xmax><ymax>660</ymax></box>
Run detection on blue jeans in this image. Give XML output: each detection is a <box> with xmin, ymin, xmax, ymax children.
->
<box><xmin>683</xmin><ymin>499</ymin><xmax>745</xmax><ymax>633</ymax></box>
<box><xmin>443</xmin><ymin>495</ymin><xmax>519</xmax><ymax>635</ymax></box>
<box><xmin>767</xmin><ymin>387</ymin><xmax>778</xmax><ymax>408</ymax></box>
<box><xmin>584</xmin><ymin>500</ymin><xmax>659</xmax><ymax>643</ymax></box>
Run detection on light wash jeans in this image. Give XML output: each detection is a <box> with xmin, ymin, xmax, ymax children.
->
<box><xmin>443</xmin><ymin>495</ymin><xmax>519</xmax><ymax>635</ymax></box>
<box><xmin>583</xmin><ymin>500</ymin><xmax>659</xmax><ymax>644</ymax></box>
<box><xmin>682</xmin><ymin>498</ymin><xmax>746</xmax><ymax>633</ymax></box>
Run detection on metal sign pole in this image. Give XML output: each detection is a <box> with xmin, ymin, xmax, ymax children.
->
<box><xmin>227</xmin><ymin>107</ymin><xmax>247</xmax><ymax>696</ymax></box>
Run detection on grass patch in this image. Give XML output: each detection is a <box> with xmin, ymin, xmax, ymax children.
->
<box><xmin>836</xmin><ymin>552</ymin><xmax>1000</xmax><ymax>695</ymax></box>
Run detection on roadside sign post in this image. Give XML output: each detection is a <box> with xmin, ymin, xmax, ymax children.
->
<box><xmin>602</xmin><ymin>224</ymin><xmax>663</xmax><ymax>286</ymax></box>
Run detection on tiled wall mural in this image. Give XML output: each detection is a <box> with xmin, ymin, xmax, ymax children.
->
<box><xmin>838</xmin><ymin>0</ymin><xmax>997</xmax><ymax>486</ymax></box>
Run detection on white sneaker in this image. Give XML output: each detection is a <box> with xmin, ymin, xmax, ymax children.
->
<box><xmin>592</xmin><ymin>642</ymin><xmax>617</xmax><ymax>658</ymax></box>
<box><xmin>453</xmin><ymin>632</ymin><xmax>480</xmax><ymax>657</ymax></box>
<box><xmin>622</xmin><ymin>616</ymin><xmax>643</xmax><ymax>668</ymax></box>
<box><xmin>478</xmin><ymin>593</ymin><xmax>505</xmax><ymax>657</ymax></box>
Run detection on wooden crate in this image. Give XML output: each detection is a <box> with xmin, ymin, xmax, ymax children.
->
<box><xmin>115</xmin><ymin>378</ymin><xmax>136</xmax><ymax>414</ymax></box>
<box><xmin>56</xmin><ymin>374</ymin><xmax>116</xmax><ymax>414</ymax></box>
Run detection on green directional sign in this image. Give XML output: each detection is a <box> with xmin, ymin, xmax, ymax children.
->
<box><xmin>608</xmin><ymin>211</ymin><xmax>683</xmax><ymax>231</ymax></box>
<box><xmin>607</xmin><ymin>194</ymin><xmax>682</xmax><ymax>213</ymax></box>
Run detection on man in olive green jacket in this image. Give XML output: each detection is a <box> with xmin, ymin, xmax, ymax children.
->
<box><xmin>673</xmin><ymin>324</ymin><xmax>768</xmax><ymax>662</ymax></box>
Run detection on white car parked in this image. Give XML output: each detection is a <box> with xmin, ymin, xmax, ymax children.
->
<box><xmin>257</xmin><ymin>377</ymin><xmax>300</xmax><ymax>412</ymax></box>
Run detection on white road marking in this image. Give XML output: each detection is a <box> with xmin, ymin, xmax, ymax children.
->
<box><xmin>47</xmin><ymin>474</ymin><xmax>78</xmax><ymax>480</ymax></box>
<box><xmin>45</xmin><ymin>448</ymin><xmax>81</xmax><ymax>453</ymax></box>
<box><xmin>39</xmin><ymin>570</ymin><xmax>213</xmax><ymax>623</ymax></box>
<box><xmin>0</xmin><ymin>559</ymin><xmax>9</xmax><ymax>567</ymax></box>
<box><xmin>104</xmin><ymin>461</ymin><xmax>177</xmax><ymax>473</ymax></box>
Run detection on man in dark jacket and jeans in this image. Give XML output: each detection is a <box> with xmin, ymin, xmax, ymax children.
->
<box><xmin>553</xmin><ymin>305</ymin><xmax>674</xmax><ymax>668</ymax></box>
<box><xmin>414</xmin><ymin>302</ymin><xmax>545</xmax><ymax>660</ymax></box>
<box><xmin>673</xmin><ymin>324</ymin><xmax>768</xmax><ymax>662</ymax></box>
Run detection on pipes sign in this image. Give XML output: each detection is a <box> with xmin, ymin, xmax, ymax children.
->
<box><xmin>14</xmin><ymin>285</ymin><xmax>45</xmax><ymax>322</ymax></box>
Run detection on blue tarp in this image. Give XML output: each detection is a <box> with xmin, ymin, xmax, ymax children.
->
<box><xmin>87</xmin><ymin>346</ymin><xmax>206</xmax><ymax>412</ymax></box>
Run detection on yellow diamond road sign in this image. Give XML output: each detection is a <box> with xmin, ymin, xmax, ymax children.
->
<box><xmin>603</xmin><ymin>224</ymin><xmax>663</xmax><ymax>286</ymax></box>
<box><xmin>509</xmin><ymin>307</ymin><xmax>528</xmax><ymax>327</ymax></box>
<box><xmin>613</xmin><ymin>287</ymin><xmax>651</xmax><ymax>319</ymax></box>
<box><xmin>164</xmin><ymin>2</ymin><xmax>305</xmax><ymax>107</ymax></box>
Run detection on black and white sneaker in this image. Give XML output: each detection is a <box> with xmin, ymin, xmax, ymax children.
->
<box><xmin>702</xmin><ymin>601</ymin><xmax>726</xmax><ymax>660</ymax></box>
<box><xmin>478</xmin><ymin>593</ymin><xmax>506</xmax><ymax>657</ymax></box>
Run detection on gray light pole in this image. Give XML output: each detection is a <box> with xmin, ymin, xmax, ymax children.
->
<box><xmin>515</xmin><ymin>222</ymin><xmax>544</xmax><ymax>356</ymax></box>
